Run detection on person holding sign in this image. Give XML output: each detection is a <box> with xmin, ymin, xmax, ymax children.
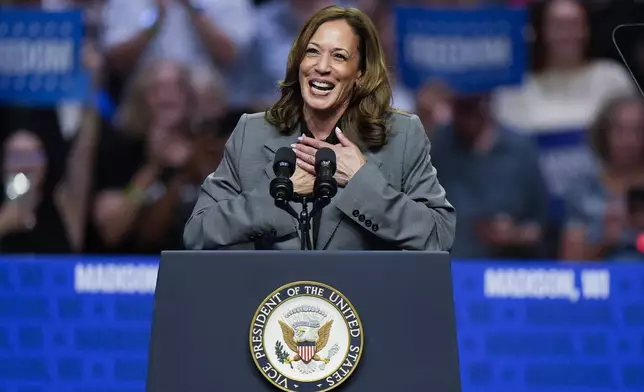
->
<box><xmin>183</xmin><ymin>5</ymin><xmax>456</xmax><ymax>251</ymax></box>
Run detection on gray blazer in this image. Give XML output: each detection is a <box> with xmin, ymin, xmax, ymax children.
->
<box><xmin>183</xmin><ymin>111</ymin><xmax>456</xmax><ymax>251</ymax></box>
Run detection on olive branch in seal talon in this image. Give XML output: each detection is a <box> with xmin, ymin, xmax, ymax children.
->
<box><xmin>275</xmin><ymin>341</ymin><xmax>293</xmax><ymax>368</ymax></box>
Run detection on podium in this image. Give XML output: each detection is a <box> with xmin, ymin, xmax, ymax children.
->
<box><xmin>146</xmin><ymin>251</ymin><xmax>461</xmax><ymax>392</ymax></box>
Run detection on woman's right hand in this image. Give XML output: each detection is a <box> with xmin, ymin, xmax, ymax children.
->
<box><xmin>292</xmin><ymin>165</ymin><xmax>315</xmax><ymax>196</ymax></box>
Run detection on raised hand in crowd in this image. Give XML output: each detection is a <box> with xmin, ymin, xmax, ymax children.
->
<box><xmin>56</xmin><ymin>40</ymin><xmax>103</xmax><ymax>251</ymax></box>
<box><xmin>102</xmin><ymin>0</ymin><xmax>254</xmax><ymax>80</ymax></box>
<box><xmin>102</xmin><ymin>0</ymin><xmax>167</xmax><ymax>74</ymax></box>
<box><xmin>0</xmin><ymin>132</ymin><xmax>43</xmax><ymax>238</ymax></box>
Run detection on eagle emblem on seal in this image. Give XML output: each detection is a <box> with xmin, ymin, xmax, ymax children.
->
<box><xmin>276</xmin><ymin>305</ymin><xmax>336</xmax><ymax>367</ymax></box>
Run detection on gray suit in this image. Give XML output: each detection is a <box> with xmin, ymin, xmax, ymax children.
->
<box><xmin>183</xmin><ymin>111</ymin><xmax>456</xmax><ymax>251</ymax></box>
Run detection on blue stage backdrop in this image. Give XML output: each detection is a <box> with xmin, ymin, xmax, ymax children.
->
<box><xmin>395</xmin><ymin>6</ymin><xmax>527</xmax><ymax>94</ymax></box>
<box><xmin>0</xmin><ymin>256</ymin><xmax>643</xmax><ymax>392</ymax></box>
<box><xmin>0</xmin><ymin>8</ymin><xmax>88</xmax><ymax>104</ymax></box>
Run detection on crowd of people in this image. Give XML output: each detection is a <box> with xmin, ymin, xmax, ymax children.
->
<box><xmin>0</xmin><ymin>0</ymin><xmax>643</xmax><ymax>261</ymax></box>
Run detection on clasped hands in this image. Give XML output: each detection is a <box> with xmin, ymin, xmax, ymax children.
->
<box><xmin>290</xmin><ymin>127</ymin><xmax>366</xmax><ymax>196</ymax></box>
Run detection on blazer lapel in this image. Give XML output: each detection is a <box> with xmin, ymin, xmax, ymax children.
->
<box><xmin>316</xmin><ymin>150</ymin><xmax>384</xmax><ymax>249</ymax></box>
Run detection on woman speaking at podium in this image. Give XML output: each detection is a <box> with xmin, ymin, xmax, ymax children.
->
<box><xmin>183</xmin><ymin>5</ymin><xmax>456</xmax><ymax>251</ymax></box>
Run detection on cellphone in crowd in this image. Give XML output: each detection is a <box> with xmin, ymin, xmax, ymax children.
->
<box><xmin>613</xmin><ymin>24</ymin><xmax>644</xmax><ymax>96</ymax></box>
<box><xmin>4</xmin><ymin>172</ymin><xmax>31</xmax><ymax>201</ymax></box>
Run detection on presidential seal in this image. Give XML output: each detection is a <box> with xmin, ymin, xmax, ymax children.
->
<box><xmin>249</xmin><ymin>281</ymin><xmax>364</xmax><ymax>392</ymax></box>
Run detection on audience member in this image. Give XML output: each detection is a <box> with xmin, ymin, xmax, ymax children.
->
<box><xmin>87</xmin><ymin>60</ymin><xmax>203</xmax><ymax>253</ymax></box>
<box><xmin>561</xmin><ymin>95</ymin><xmax>644</xmax><ymax>261</ymax></box>
<box><xmin>432</xmin><ymin>94</ymin><xmax>548</xmax><ymax>259</ymax></box>
<box><xmin>492</xmin><ymin>0</ymin><xmax>635</xmax><ymax>201</ymax></box>
<box><xmin>0</xmin><ymin>42</ymin><xmax>101</xmax><ymax>253</ymax></box>
<box><xmin>0</xmin><ymin>107</ymin><xmax>97</xmax><ymax>253</ymax></box>
<box><xmin>0</xmin><ymin>0</ymin><xmax>641</xmax><ymax>260</ymax></box>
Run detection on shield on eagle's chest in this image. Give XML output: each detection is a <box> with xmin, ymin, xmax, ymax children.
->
<box><xmin>297</xmin><ymin>341</ymin><xmax>316</xmax><ymax>362</ymax></box>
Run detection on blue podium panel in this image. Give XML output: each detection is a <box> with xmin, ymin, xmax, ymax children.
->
<box><xmin>451</xmin><ymin>261</ymin><xmax>644</xmax><ymax>392</ymax></box>
<box><xmin>146</xmin><ymin>251</ymin><xmax>461</xmax><ymax>392</ymax></box>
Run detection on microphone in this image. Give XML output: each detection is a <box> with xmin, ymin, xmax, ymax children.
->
<box><xmin>269</xmin><ymin>147</ymin><xmax>296</xmax><ymax>202</ymax></box>
<box><xmin>314</xmin><ymin>147</ymin><xmax>337</xmax><ymax>207</ymax></box>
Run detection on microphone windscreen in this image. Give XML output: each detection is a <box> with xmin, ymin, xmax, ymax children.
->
<box><xmin>315</xmin><ymin>147</ymin><xmax>336</xmax><ymax>172</ymax></box>
<box><xmin>273</xmin><ymin>147</ymin><xmax>297</xmax><ymax>175</ymax></box>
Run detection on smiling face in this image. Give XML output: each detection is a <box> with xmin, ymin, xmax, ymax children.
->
<box><xmin>299</xmin><ymin>19</ymin><xmax>362</xmax><ymax>116</ymax></box>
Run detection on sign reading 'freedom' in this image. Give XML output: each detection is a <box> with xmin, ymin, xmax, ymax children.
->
<box><xmin>395</xmin><ymin>6</ymin><xmax>528</xmax><ymax>94</ymax></box>
<box><xmin>0</xmin><ymin>8</ymin><xmax>88</xmax><ymax>104</ymax></box>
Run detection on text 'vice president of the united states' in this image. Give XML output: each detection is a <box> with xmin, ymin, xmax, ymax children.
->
<box><xmin>183</xmin><ymin>5</ymin><xmax>456</xmax><ymax>251</ymax></box>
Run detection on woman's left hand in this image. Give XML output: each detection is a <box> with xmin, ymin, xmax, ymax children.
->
<box><xmin>293</xmin><ymin>127</ymin><xmax>366</xmax><ymax>187</ymax></box>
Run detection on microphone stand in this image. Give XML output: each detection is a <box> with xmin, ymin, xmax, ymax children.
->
<box><xmin>271</xmin><ymin>183</ymin><xmax>331</xmax><ymax>251</ymax></box>
<box><xmin>273</xmin><ymin>195</ymin><xmax>313</xmax><ymax>250</ymax></box>
<box><xmin>293</xmin><ymin>195</ymin><xmax>313</xmax><ymax>250</ymax></box>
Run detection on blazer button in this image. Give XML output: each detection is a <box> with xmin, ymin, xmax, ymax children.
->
<box><xmin>352</xmin><ymin>209</ymin><xmax>360</xmax><ymax>217</ymax></box>
<box><xmin>371</xmin><ymin>224</ymin><xmax>379</xmax><ymax>232</ymax></box>
<box><xmin>358</xmin><ymin>214</ymin><xmax>365</xmax><ymax>222</ymax></box>
<box><xmin>270</xmin><ymin>228</ymin><xmax>277</xmax><ymax>237</ymax></box>
<box><xmin>249</xmin><ymin>234</ymin><xmax>256</xmax><ymax>241</ymax></box>
<box><xmin>365</xmin><ymin>219</ymin><xmax>372</xmax><ymax>227</ymax></box>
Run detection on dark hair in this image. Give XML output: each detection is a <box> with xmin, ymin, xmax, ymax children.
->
<box><xmin>265</xmin><ymin>5</ymin><xmax>395</xmax><ymax>150</ymax></box>
<box><xmin>529</xmin><ymin>0</ymin><xmax>594</xmax><ymax>73</ymax></box>
<box><xmin>589</xmin><ymin>94</ymin><xmax>644</xmax><ymax>163</ymax></box>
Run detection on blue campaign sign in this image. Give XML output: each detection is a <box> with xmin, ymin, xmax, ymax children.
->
<box><xmin>0</xmin><ymin>8</ymin><xmax>88</xmax><ymax>105</ymax></box>
<box><xmin>530</xmin><ymin>128</ymin><xmax>597</xmax><ymax>222</ymax></box>
<box><xmin>395</xmin><ymin>6</ymin><xmax>528</xmax><ymax>94</ymax></box>
<box><xmin>0</xmin><ymin>256</ymin><xmax>642</xmax><ymax>392</ymax></box>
